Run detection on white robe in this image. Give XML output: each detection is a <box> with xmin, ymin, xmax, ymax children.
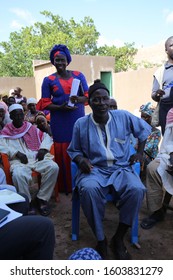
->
<box><xmin>0</xmin><ymin>133</ymin><xmax>59</xmax><ymax>201</ymax></box>
<box><xmin>157</xmin><ymin>122</ymin><xmax>173</xmax><ymax>195</ymax></box>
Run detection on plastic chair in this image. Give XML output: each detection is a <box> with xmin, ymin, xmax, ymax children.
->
<box><xmin>71</xmin><ymin>159</ymin><xmax>141</xmax><ymax>247</ymax></box>
<box><xmin>0</xmin><ymin>144</ymin><xmax>59</xmax><ymax>201</ymax></box>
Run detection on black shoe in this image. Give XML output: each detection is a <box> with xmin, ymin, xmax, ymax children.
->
<box><xmin>95</xmin><ymin>237</ymin><xmax>108</xmax><ymax>259</ymax></box>
<box><xmin>140</xmin><ymin>209</ymin><xmax>165</xmax><ymax>230</ymax></box>
<box><xmin>36</xmin><ymin>197</ymin><xmax>51</xmax><ymax>216</ymax></box>
<box><xmin>110</xmin><ymin>235</ymin><xmax>132</xmax><ymax>260</ymax></box>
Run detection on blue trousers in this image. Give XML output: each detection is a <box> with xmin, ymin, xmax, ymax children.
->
<box><xmin>79</xmin><ymin>176</ymin><xmax>145</xmax><ymax>241</ymax></box>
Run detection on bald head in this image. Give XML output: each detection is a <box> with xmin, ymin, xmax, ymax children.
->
<box><xmin>165</xmin><ymin>36</ymin><xmax>173</xmax><ymax>51</ymax></box>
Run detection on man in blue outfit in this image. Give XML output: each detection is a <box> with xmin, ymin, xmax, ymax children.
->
<box><xmin>68</xmin><ymin>79</ymin><xmax>151</xmax><ymax>260</ymax></box>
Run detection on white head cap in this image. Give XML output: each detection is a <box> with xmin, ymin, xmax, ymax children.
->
<box><xmin>9</xmin><ymin>89</ymin><xmax>15</xmax><ymax>96</ymax></box>
<box><xmin>27</xmin><ymin>97</ymin><xmax>37</xmax><ymax>105</ymax></box>
<box><xmin>9</xmin><ymin>104</ymin><xmax>23</xmax><ymax>113</ymax></box>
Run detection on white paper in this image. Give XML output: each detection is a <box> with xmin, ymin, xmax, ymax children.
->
<box><xmin>0</xmin><ymin>189</ymin><xmax>25</xmax><ymax>204</ymax></box>
<box><xmin>68</xmin><ymin>78</ymin><xmax>80</xmax><ymax>107</ymax></box>
<box><xmin>0</xmin><ymin>203</ymin><xmax>22</xmax><ymax>228</ymax></box>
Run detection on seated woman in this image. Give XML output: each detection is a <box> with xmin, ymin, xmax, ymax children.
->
<box><xmin>139</xmin><ymin>102</ymin><xmax>161</xmax><ymax>167</ymax></box>
<box><xmin>132</xmin><ymin>102</ymin><xmax>161</xmax><ymax>182</ymax></box>
<box><xmin>35</xmin><ymin>112</ymin><xmax>52</xmax><ymax>137</ymax></box>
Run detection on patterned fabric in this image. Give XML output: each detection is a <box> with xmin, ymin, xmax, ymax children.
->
<box><xmin>39</xmin><ymin>70</ymin><xmax>88</xmax><ymax>193</ymax></box>
<box><xmin>68</xmin><ymin>248</ymin><xmax>102</xmax><ymax>260</ymax></box>
<box><xmin>0</xmin><ymin>121</ymin><xmax>44</xmax><ymax>151</ymax></box>
<box><xmin>139</xmin><ymin>102</ymin><xmax>155</xmax><ymax>116</ymax></box>
<box><xmin>143</xmin><ymin>127</ymin><xmax>161</xmax><ymax>166</ymax></box>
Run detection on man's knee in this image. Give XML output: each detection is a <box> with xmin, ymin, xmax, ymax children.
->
<box><xmin>47</xmin><ymin>161</ymin><xmax>59</xmax><ymax>174</ymax></box>
<box><xmin>79</xmin><ymin>180</ymin><xmax>100</xmax><ymax>196</ymax></box>
<box><xmin>12</xmin><ymin>167</ymin><xmax>31</xmax><ymax>182</ymax></box>
<box><xmin>146</xmin><ymin>160</ymin><xmax>158</xmax><ymax>177</ymax></box>
<box><xmin>129</xmin><ymin>184</ymin><xmax>146</xmax><ymax>201</ymax></box>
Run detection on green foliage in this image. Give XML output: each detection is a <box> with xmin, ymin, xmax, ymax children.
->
<box><xmin>96</xmin><ymin>43</ymin><xmax>138</xmax><ymax>72</ymax></box>
<box><xmin>0</xmin><ymin>11</ymin><xmax>137</xmax><ymax>76</ymax></box>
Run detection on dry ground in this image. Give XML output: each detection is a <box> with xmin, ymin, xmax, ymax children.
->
<box><xmin>44</xmin><ymin>191</ymin><xmax>173</xmax><ymax>260</ymax></box>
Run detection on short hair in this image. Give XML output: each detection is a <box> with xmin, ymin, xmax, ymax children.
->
<box><xmin>165</xmin><ymin>36</ymin><xmax>173</xmax><ymax>51</ymax></box>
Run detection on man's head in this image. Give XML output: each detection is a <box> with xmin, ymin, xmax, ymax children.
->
<box><xmin>165</xmin><ymin>36</ymin><xmax>173</xmax><ymax>60</ymax></box>
<box><xmin>27</xmin><ymin>98</ymin><xmax>37</xmax><ymax>114</ymax></box>
<box><xmin>8</xmin><ymin>96</ymin><xmax>16</xmax><ymax>107</ymax></box>
<box><xmin>9</xmin><ymin>104</ymin><xmax>24</xmax><ymax>128</ymax></box>
<box><xmin>109</xmin><ymin>98</ymin><xmax>117</xmax><ymax>110</ymax></box>
<box><xmin>14</xmin><ymin>87</ymin><xmax>22</xmax><ymax>97</ymax></box>
<box><xmin>19</xmin><ymin>100</ymin><xmax>27</xmax><ymax>112</ymax></box>
<box><xmin>88</xmin><ymin>80</ymin><xmax>110</xmax><ymax>120</ymax></box>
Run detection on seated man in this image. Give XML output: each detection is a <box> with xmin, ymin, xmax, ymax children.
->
<box><xmin>0</xmin><ymin>104</ymin><xmax>59</xmax><ymax>216</ymax></box>
<box><xmin>141</xmin><ymin>107</ymin><xmax>173</xmax><ymax>229</ymax></box>
<box><xmin>67</xmin><ymin>79</ymin><xmax>151</xmax><ymax>260</ymax></box>
<box><xmin>0</xmin><ymin>168</ymin><xmax>55</xmax><ymax>260</ymax></box>
<box><xmin>24</xmin><ymin>97</ymin><xmax>39</xmax><ymax>124</ymax></box>
<box><xmin>132</xmin><ymin>102</ymin><xmax>161</xmax><ymax>183</ymax></box>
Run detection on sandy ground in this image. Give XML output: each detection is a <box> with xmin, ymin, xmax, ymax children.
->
<box><xmin>43</xmin><ymin>190</ymin><xmax>173</xmax><ymax>260</ymax></box>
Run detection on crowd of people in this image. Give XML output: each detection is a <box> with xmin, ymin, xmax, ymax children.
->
<box><xmin>0</xmin><ymin>38</ymin><xmax>173</xmax><ymax>260</ymax></box>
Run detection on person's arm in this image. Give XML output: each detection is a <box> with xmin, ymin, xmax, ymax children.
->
<box><xmin>129</xmin><ymin>140</ymin><xmax>146</xmax><ymax>165</ymax></box>
<box><xmin>44</xmin><ymin>103</ymin><xmax>77</xmax><ymax>111</ymax></box>
<box><xmin>151</xmin><ymin>77</ymin><xmax>165</xmax><ymax>102</ymax></box>
<box><xmin>144</xmin><ymin>130</ymin><xmax>161</xmax><ymax>159</ymax></box>
<box><xmin>73</xmin><ymin>155</ymin><xmax>93</xmax><ymax>174</ymax></box>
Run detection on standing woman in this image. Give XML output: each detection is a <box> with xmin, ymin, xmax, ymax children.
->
<box><xmin>37</xmin><ymin>44</ymin><xmax>88</xmax><ymax>198</ymax></box>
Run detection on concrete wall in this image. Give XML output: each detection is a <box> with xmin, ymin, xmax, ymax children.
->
<box><xmin>0</xmin><ymin>77</ymin><xmax>36</xmax><ymax>99</ymax></box>
<box><xmin>113</xmin><ymin>67</ymin><xmax>157</xmax><ymax>115</ymax></box>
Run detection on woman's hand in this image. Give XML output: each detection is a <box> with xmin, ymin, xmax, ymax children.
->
<box><xmin>70</xmin><ymin>96</ymin><xmax>88</xmax><ymax>104</ymax></box>
<box><xmin>58</xmin><ymin>102</ymin><xmax>77</xmax><ymax>111</ymax></box>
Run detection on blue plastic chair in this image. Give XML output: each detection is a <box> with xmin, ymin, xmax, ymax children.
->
<box><xmin>71</xmin><ymin>148</ymin><xmax>141</xmax><ymax>246</ymax></box>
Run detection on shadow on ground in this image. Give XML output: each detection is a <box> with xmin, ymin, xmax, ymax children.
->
<box><xmin>46</xmin><ymin>192</ymin><xmax>173</xmax><ymax>260</ymax></box>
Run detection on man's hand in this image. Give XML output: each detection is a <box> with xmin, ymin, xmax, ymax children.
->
<box><xmin>16</xmin><ymin>151</ymin><xmax>28</xmax><ymax>164</ymax></box>
<box><xmin>129</xmin><ymin>153</ymin><xmax>143</xmax><ymax>165</ymax></box>
<box><xmin>36</xmin><ymin>149</ymin><xmax>48</xmax><ymax>161</ymax></box>
<box><xmin>156</xmin><ymin>89</ymin><xmax>165</xmax><ymax>98</ymax></box>
<box><xmin>78</xmin><ymin>157</ymin><xmax>93</xmax><ymax>173</ymax></box>
<box><xmin>166</xmin><ymin>152</ymin><xmax>173</xmax><ymax>175</ymax></box>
